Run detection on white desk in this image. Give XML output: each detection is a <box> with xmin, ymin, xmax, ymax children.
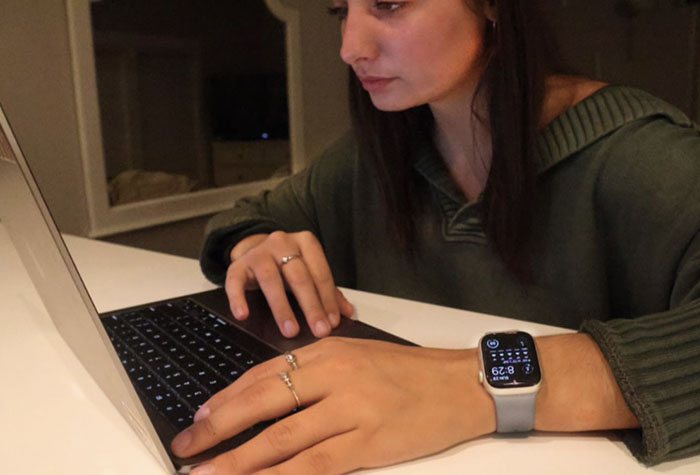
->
<box><xmin>1</xmin><ymin>224</ymin><xmax>698</xmax><ymax>474</ymax></box>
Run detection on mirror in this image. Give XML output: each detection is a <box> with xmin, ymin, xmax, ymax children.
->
<box><xmin>89</xmin><ymin>0</ymin><xmax>291</xmax><ymax>206</ymax></box>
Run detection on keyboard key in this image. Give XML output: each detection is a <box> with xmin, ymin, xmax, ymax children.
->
<box><xmin>101</xmin><ymin>297</ymin><xmax>273</xmax><ymax>432</ymax></box>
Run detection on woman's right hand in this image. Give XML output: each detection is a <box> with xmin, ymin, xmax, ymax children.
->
<box><xmin>224</xmin><ymin>231</ymin><xmax>355</xmax><ymax>338</ymax></box>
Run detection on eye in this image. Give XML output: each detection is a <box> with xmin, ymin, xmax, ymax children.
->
<box><xmin>327</xmin><ymin>6</ymin><xmax>348</xmax><ymax>21</ymax></box>
<box><xmin>328</xmin><ymin>2</ymin><xmax>405</xmax><ymax>22</ymax></box>
<box><xmin>375</xmin><ymin>1</ymin><xmax>405</xmax><ymax>13</ymax></box>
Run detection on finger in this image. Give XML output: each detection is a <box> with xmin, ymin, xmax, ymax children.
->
<box><xmin>205</xmin><ymin>399</ymin><xmax>354</xmax><ymax>475</ymax></box>
<box><xmin>224</xmin><ymin>261</ymin><xmax>255</xmax><ymax>320</ymax></box>
<box><xmin>258</xmin><ymin>430</ymin><xmax>363</xmax><ymax>475</ymax></box>
<box><xmin>294</xmin><ymin>233</ymin><xmax>342</xmax><ymax>327</ymax></box>
<box><xmin>196</xmin><ymin>348</ymin><xmax>314</xmax><ymax>420</ymax></box>
<box><xmin>336</xmin><ymin>288</ymin><xmax>356</xmax><ymax>319</ymax></box>
<box><xmin>279</xmin><ymin>258</ymin><xmax>332</xmax><ymax>338</ymax></box>
<box><xmin>173</xmin><ymin>367</ymin><xmax>324</xmax><ymax>458</ymax></box>
<box><xmin>253</xmin><ymin>256</ymin><xmax>300</xmax><ymax>338</ymax></box>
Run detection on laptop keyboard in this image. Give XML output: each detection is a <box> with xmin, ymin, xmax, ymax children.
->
<box><xmin>101</xmin><ymin>299</ymin><xmax>264</xmax><ymax>430</ymax></box>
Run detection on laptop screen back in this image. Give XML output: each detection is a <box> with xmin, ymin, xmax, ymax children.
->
<box><xmin>0</xmin><ymin>105</ymin><xmax>175</xmax><ymax>472</ymax></box>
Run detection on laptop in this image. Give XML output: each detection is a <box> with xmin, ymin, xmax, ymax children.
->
<box><xmin>0</xmin><ymin>104</ymin><xmax>413</xmax><ymax>473</ymax></box>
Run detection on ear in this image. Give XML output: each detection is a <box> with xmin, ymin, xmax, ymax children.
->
<box><xmin>483</xmin><ymin>0</ymin><xmax>498</xmax><ymax>24</ymax></box>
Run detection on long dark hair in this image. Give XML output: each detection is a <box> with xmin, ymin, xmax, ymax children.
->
<box><xmin>348</xmin><ymin>0</ymin><xmax>561</xmax><ymax>278</ymax></box>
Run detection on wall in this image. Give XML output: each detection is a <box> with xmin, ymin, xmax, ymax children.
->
<box><xmin>297</xmin><ymin>0</ymin><xmax>351</xmax><ymax>160</ymax></box>
<box><xmin>0</xmin><ymin>0</ymin><xmax>90</xmax><ymax>235</ymax></box>
<box><xmin>539</xmin><ymin>0</ymin><xmax>700</xmax><ymax>123</ymax></box>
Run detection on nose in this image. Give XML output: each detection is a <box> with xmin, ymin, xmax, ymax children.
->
<box><xmin>339</xmin><ymin>9</ymin><xmax>378</xmax><ymax>66</ymax></box>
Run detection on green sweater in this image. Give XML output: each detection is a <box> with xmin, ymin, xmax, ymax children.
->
<box><xmin>201</xmin><ymin>86</ymin><xmax>700</xmax><ymax>465</ymax></box>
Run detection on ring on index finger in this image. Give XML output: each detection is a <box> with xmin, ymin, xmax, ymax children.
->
<box><xmin>280</xmin><ymin>254</ymin><xmax>301</xmax><ymax>266</ymax></box>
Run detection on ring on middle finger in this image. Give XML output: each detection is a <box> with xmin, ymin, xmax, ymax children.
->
<box><xmin>279</xmin><ymin>371</ymin><xmax>301</xmax><ymax>409</ymax></box>
<box><xmin>284</xmin><ymin>351</ymin><xmax>299</xmax><ymax>371</ymax></box>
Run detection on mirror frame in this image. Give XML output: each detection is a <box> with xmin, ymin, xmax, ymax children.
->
<box><xmin>65</xmin><ymin>0</ymin><xmax>303</xmax><ymax>237</ymax></box>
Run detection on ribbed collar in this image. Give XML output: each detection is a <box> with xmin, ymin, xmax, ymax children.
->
<box><xmin>414</xmin><ymin>85</ymin><xmax>692</xmax><ymax>204</ymax></box>
<box><xmin>534</xmin><ymin>85</ymin><xmax>691</xmax><ymax>173</ymax></box>
<box><xmin>412</xmin><ymin>85</ymin><xmax>692</xmax><ymax>241</ymax></box>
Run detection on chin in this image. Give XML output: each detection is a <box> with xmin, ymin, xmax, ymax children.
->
<box><xmin>368</xmin><ymin>94</ymin><xmax>419</xmax><ymax>112</ymax></box>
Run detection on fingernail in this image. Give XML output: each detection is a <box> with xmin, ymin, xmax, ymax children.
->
<box><xmin>233</xmin><ymin>307</ymin><xmax>245</xmax><ymax>320</ymax></box>
<box><xmin>283</xmin><ymin>320</ymin><xmax>296</xmax><ymax>337</ymax></box>
<box><xmin>350</xmin><ymin>305</ymin><xmax>358</xmax><ymax>321</ymax></box>
<box><xmin>192</xmin><ymin>464</ymin><xmax>216</xmax><ymax>475</ymax></box>
<box><xmin>315</xmin><ymin>320</ymin><xmax>330</xmax><ymax>337</ymax></box>
<box><xmin>194</xmin><ymin>404</ymin><xmax>210</xmax><ymax>422</ymax></box>
<box><xmin>329</xmin><ymin>313</ymin><xmax>340</xmax><ymax>327</ymax></box>
<box><xmin>171</xmin><ymin>429</ymin><xmax>192</xmax><ymax>453</ymax></box>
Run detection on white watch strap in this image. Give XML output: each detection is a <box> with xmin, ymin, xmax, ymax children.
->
<box><xmin>492</xmin><ymin>392</ymin><xmax>536</xmax><ymax>432</ymax></box>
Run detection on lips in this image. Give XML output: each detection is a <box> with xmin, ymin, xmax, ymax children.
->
<box><xmin>357</xmin><ymin>75</ymin><xmax>395</xmax><ymax>93</ymax></box>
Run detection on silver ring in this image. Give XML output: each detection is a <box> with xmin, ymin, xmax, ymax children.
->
<box><xmin>284</xmin><ymin>351</ymin><xmax>299</xmax><ymax>370</ymax></box>
<box><xmin>280</xmin><ymin>254</ymin><xmax>301</xmax><ymax>266</ymax></box>
<box><xmin>279</xmin><ymin>371</ymin><xmax>301</xmax><ymax>408</ymax></box>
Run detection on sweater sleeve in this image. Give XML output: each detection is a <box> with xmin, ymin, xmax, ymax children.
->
<box><xmin>200</xmin><ymin>133</ymin><xmax>358</xmax><ymax>284</ymax></box>
<box><xmin>581</xmin><ymin>117</ymin><xmax>700</xmax><ymax>465</ymax></box>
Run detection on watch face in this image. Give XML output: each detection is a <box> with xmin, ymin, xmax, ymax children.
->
<box><xmin>480</xmin><ymin>332</ymin><xmax>541</xmax><ymax>389</ymax></box>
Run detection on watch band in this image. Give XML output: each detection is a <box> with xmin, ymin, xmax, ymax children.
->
<box><xmin>491</xmin><ymin>392</ymin><xmax>536</xmax><ymax>432</ymax></box>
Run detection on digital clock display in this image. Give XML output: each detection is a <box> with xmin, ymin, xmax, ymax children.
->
<box><xmin>480</xmin><ymin>331</ymin><xmax>541</xmax><ymax>388</ymax></box>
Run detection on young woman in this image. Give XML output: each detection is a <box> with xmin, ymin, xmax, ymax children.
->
<box><xmin>172</xmin><ymin>1</ymin><xmax>700</xmax><ymax>473</ymax></box>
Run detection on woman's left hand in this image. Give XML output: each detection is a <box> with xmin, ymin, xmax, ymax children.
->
<box><xmin>171</xmin><ymin>337</ymin><xmax>496</xmax><ymax>474</ymax></box>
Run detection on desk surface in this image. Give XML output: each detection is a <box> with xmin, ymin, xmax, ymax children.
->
<box><xmin>1</xmin><ymin>225</ymin><xmax>698</xmax><ymax>474</ymax></box>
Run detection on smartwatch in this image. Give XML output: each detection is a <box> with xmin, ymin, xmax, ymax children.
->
<box><xmin>478</xmin><ymin>331</ymin><xmax>541</xmax><ymax>433</ymax></box>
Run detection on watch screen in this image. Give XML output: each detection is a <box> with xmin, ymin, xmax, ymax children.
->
<box><xmin>481</xmin><ymin>332</ymin><xmax>541</xmax><ymax>388</ymax></box>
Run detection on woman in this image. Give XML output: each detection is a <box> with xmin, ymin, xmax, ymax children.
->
<box><xmin>173</xmin><ymin>1</ymin><xmax>700</xmax><ymax>473</ymax></box>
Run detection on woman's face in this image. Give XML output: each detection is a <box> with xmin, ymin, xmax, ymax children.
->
<box><xmin>332</xmin><ymin>0</ymin><xmax>490</xmax><ymax>112</ymax></box>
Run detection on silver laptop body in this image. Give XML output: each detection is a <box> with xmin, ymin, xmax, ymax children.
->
<box><xmin>0</xmin><ymin>105</ymin><xmax>181</xmax><ymax>472</ymax></box>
